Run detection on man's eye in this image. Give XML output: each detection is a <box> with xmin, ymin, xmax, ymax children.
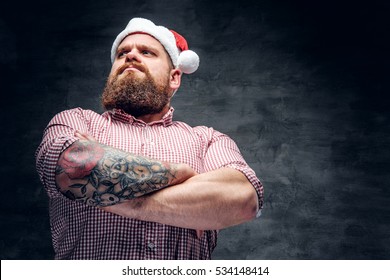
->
<box><xmin>142</xmin><ymin>50</ymin><xmax>153</xmax><ymax>55</ymax></box>
<box><xmin>118</xmin><ymin>51</ymin><xmax>127</xmax><ymax>58</ymax></box>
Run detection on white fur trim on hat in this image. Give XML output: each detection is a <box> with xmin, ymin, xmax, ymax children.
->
<box><xmin>111</xmin><ymin>18</ymin><xmax>199</xmax><ymax>74</ymax></box>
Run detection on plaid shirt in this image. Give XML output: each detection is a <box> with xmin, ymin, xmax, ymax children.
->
<box><xmin>35</xmin><ymin>107</ymin><xmax>264</xmax><ymax>259</ymax></box>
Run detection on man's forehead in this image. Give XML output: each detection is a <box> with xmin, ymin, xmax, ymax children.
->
<box><xmin>118</xmin><ymin>33</ymin><xmax>165</xmax><ymax>50</ymax></box>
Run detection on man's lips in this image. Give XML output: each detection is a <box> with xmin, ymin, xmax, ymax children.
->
<box><xmin>123</xmin><ymin>66</ymin><xmax>141</xmax><ymax>73</ymax></box>
<box><xmin>119</xmin><ymin>64</ymin><xmax>145</xmax><ymax>75</ymax></box>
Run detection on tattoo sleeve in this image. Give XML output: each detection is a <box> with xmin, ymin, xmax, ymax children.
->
<box><xmin>55</xmin><ymin>140</ymin><xmax>191</xmax><ymax>206</ymax></box>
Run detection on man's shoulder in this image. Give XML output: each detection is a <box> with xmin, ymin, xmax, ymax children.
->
<box><xmin>172</xmin><ymin>120</ymin><xmax>211</xmax><ymax>132</ymax></box>
<box><xmin>60</xmin><ymin>107</ymin><xmax>100</xmax><ymax>115</ymax></box>
<box><xmin>171</xmin><ymin>121</ymin><xmax>220</xmax><ymax>139</ymax></box>
<box><xmin>54</xmin><ymin>107</ymin><xmax>104</xmax><ymax>119</ymax></box>
<box><xmin>48</xmin><ymin>108</ymin><xmax>107</xmax><ymax>126</ymax></box>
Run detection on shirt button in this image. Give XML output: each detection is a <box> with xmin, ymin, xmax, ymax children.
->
<box><xmin>147</xmin><ymin>242</ymin><xmax>156</xmax><ymax>250</ymax></box>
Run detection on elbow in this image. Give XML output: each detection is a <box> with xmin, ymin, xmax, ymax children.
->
<box><xmin>245</xmin><ymin>196</ymin><xmax>259</xmax><ymax>221</ymax></box>
<box><xmin>55</xmin><ymin>158</ymin><xmax>84</xmax><ymax>199</ymax></box>
<box><xmin>218</xmin><ymin>188</ymin><xmax>258</xmax><ymax>230</ymax></box>
<box><xmin>218</xmin><ymin>184</ymin><xmax>259</xmax><ymax>230</ymax></box>
<box><xmin>57</xmin><ymin>140</ymin><xmax>104</xmax><ymax>180</ymax></box>
<box><xmin>240</xmin><ymin>186</ymin><xmax>259</xmax><ymax>222</ymax></box>
<box><xmin>55</xmin><ymin>140</ymin><xmax>104</xmax><ymax>198</ymax></box>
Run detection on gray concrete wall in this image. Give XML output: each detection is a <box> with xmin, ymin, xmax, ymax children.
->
<box><xmin>1</xmin><ymin>0</ymin><xmax>389</xmax><ymax>259</ymax></box>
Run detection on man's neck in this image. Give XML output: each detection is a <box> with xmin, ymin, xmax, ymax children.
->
<box><xmin>137</xmin><ymin>105</ymin><xmax>170</xmax><ymax>123</ymax></box>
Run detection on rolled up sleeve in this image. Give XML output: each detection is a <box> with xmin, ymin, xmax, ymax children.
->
<box><xmin>201</xmin><ymin>128</ymin><xmax>264</xmax><ymax>217</ymax></box>
<box><xmin>35</xmin><ymin>108</ymin><xmax>89</xmax><ymax>198</ymax></box>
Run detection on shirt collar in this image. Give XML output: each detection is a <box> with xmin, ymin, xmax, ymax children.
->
<box><xmin>105</xmin><ymin>107</ymin><xmax>174</xmax><ymax>127</ymax></box>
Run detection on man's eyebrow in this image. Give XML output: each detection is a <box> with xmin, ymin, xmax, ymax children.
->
<box><xmin>138</xmin><ymin>44</ymin><xmax>160</xmax><ymax>53</ymax></box>
<box><xmin>117</xmin><ymin>44</ymin><xmax>161</xmax><ymax>54</ymax></box>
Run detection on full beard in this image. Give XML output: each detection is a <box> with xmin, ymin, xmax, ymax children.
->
<box><xmin>101</xmin><ymin>65</ymin><xmax>171</xmax><ymax>117</ymax></box>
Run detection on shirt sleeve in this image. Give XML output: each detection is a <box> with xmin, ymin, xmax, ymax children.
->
<box><xmin>202</xmin><ymin>128</ymin><xmax>264</xmax><ymax>217</ymax></box>
<box><xmin>35</xmin><ymin>108</ymin><xmax>90</xmax><ymax>198</ymax></box>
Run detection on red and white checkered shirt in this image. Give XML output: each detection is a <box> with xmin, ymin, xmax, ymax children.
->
<box><xmin>35</xmin><ymin>107</ymin><xmax>264</xmax><ymax>259</ymax></box>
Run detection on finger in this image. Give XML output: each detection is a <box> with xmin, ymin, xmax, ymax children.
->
<box><xmin>196</xmin><ymin>230</ymin><xmax>204</xmax><ymax>239</ymax></box>
<box><xmin>74</xmin><ymin>130</ymin><xmax>97</xmax><ymax>142</ymax></box>
<box><xmin>74</xmin><ymin>131</ymin><xmax>88</xmax><ymax>140</ymax></box>
<box><xmin>84</xmin><ymin>133</ymin><xmax>97</xmax><ymax>142</ymax></box>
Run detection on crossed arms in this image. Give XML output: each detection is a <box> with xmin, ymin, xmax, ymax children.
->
<box><xmin>54</xmin><ymin>131</ymin><xmax>259</xmax><ymax>230</ymax></box>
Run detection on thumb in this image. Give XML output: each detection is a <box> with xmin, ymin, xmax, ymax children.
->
<box><xmin>75</xmin><ymin>130</ymin><xmax>97</xmax><ymax>142</ymax></box>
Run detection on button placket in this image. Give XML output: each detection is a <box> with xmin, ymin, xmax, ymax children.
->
<box><xmin>145</xmin><ymin>228</ymin><xmax>159</xmax><ymax>258</ymax></box>
<box><xmin>144</xmin><ymin>125</ymin><xmax>156</xmax><ymax>154</ymax></box>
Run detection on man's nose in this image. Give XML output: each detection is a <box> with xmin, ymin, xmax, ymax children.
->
<box><xmin>125</xmin><ymin>50</ymin><xmax>141</xmax><ymax>63</ymax></box>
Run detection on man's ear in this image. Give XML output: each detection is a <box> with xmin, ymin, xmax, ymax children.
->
<box><xmin>169</xmin><ymin>68</ymin><xmax>182</xmax><ymax>91</ymax></box>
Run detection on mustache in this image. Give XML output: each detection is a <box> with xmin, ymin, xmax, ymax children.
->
<box><xmin>116</xmin><ymin>63</ymin><xmax>147</xmax><ymax>76</ymax></box>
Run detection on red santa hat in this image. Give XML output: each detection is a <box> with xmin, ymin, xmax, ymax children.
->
<box><xmin>111</xmin><ymin>18</ymin><xmax>199</xmax><ymax>74</ymax></box>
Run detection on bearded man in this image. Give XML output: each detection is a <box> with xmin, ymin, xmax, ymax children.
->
<box><xmin>35</xmin><ymin>18</ymin><xmax>264</xmax><ymax>260</ymax></box>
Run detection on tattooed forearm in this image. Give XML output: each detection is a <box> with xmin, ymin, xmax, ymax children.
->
<box><xmin>55</xmin><ymin>140</ymin><xmax>193</xmax><ymax>206</ymax></box>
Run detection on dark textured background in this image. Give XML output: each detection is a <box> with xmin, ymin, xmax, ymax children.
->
<box><xmin>1</xmin><ymin>0</ymin><xmax>389</xmax><ymax>259</ymax></box>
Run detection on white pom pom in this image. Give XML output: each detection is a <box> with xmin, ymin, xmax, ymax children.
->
<box><xmin>177</xmin><ymin>50</ymin><xmax>199</xmax><ymax>74</ymax></box>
